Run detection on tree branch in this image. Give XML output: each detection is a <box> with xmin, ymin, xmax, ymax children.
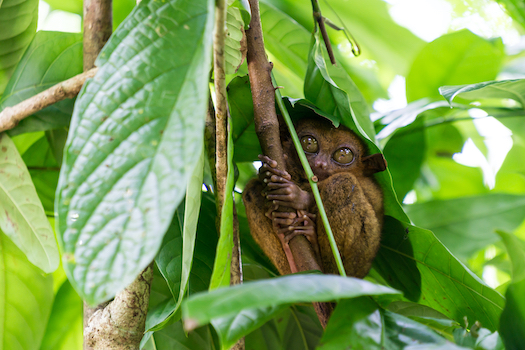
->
<box><xmin>83</xmin><ymin>0</ymin><xmax>112</xmax><ymax>71</ymax></box>
<box><xmin>84</xmin><ymin>264</ymin><xmax>154</xmax><ymax>350</ymax></box>
<box><xmin>0</xmin><ymin>68</ymin><xmax>98</xmax><ymax>132</ymax></box>
<box><xmin>246</xmin><ymin>0</ymin><xmax>333</xmax><ymax>327</ymax></box>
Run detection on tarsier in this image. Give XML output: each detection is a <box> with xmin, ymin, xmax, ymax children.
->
<box><xmin>243</xmin><ymin>117</ymin><xmax>387</xmax><ymax>277</ymax></box>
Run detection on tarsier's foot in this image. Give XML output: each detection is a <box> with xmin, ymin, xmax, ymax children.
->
<box><xmin>281</xmin><ymin>211</ymin><xmax>322</xmax><ymax>268</ymax></box>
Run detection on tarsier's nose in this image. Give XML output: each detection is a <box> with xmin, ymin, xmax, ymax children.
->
<box><xmin>314</xmin><ymin>158</ymin><xmax>328</xmax><ymax>170</ymax></box>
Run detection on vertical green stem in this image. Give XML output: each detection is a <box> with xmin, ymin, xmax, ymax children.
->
<box><xmin>272</xmin><ymin>75</ymin><xmax>346</xmax><ymax>277</ymax></box>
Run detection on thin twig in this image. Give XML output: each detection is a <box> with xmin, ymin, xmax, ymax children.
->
<box><xmin>311</xmin><ymin>0</ymin><xmax>336</xmax><ymax>65</ymax></box>
<box><xmin>0</xmin><ymin>68</ymin><xmax>98</xmax><ymax>132</ymax></box>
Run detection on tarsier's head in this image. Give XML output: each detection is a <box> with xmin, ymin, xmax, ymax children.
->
<box><xmin>294</xmin><ymin>117</ymin><xmax>387</xmax><ymax>181</ymax></box>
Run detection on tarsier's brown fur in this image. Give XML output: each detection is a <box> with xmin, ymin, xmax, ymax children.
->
<box><xmin>243</xmin><ymin>117</ymin><xmax>386</xmax><ymax>277</ymax></box>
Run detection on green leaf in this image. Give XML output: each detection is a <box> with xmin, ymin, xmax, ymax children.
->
<box><xmin>374</xmin><ymin>217</ymin><xmax>505</xmax><ymax>332</ymax></box>
<box><xmin>495</xmin><ymin>0</ymin><xmax>525</xmax><ymax>30</ymax></box>
<box><xmin>42</xmin><ymin>0</ymin><xmax>82</xmax><ymax>14</ymax></box>
<box><xmin>382</xmin><ymin>117</ymin><xmax>425</xmax><ymax>203</ymax></box>
<box><xmin>56</xmin><ymin>0</ymin><xmax>214</xmax><ymax>305</ymax></box>
<box><xmin>0</xmin><ymin>0</ymin><xmax>38</xmax><ymax>95</ymax></box>
<box><xmin>182</xmin><ymin>274</ymin><xmax>400</xmax><ymax>328</ymax></box>
<box><xmin>0</xmin><ymin>230</ymin><xmax>54</xmax><ymax>350</ymax></box>
<box><xmin>439</xmin><ymin>79</ymin><xmax>525</xmax><ymax>107</ymax></box>
<box><xmin>228</xmin><ymin>75</ymin><xmax>261</xmax><ymax>163</ymax></box>
<box><xmin>406</xmin><ymin>30</ymin><xmax>504</xmax><ymax>102</ymax></box>
<box><xmin>22</xmin><ymin>135</ymin><xmax>60</xmax><ymax>214</ymax></box>
<box><xmin>405</xmin><ymin>194</ymin><xmax>525</xmax><ymax>258</ymax></box>
<box><xmin>209</xmin><ymin>119</ymin><xmax>235</xmax><ymax>290</ymax></box>
<box><xmin>304</xmin><ymin>32</ymin><xmax>374</xmax><ymax>142</ymax></box>
<box><xmin>213</xmin><ymin>304</ymin><xmax>290</xmax><ymax>350</ymax></box>
<box><xmin>225</xmin><ymin>6</ymin><xmax>245</xmax><ymax>75</ymax></box>
<box><xmin>146</xmin><ymin>193</ymin><xmax>218</xmax><ymax>332</ymax></box>
<box><xmin>39</xmin><ymin>280</ymin><xmax>83</xmax><ymax>350</ymax></box>
<box><xmin>151</xmin><ymin>150</ymin><xmax>204</xmax><ymax>329</ymax></box>
<box><xmin>319</xmin><ymin>298</ymin><xmax>469</xmax><ymax>350</ymax></box>
<box><xmin>147</xmin><ymin>321</ymin><xmax>215</xmax><ymax>350</ymax></box>
<box><xmin>388</xmin><ymin>301</ymin><xmax>459</xmax><ymax>339</ymax></box>
<box><xmin>260</xmin><ymin>2</ymin><xmax>310</xmax><ymax>98</ymax></box>
<box><xmin>263</xmin><ymin>0</ymin><xmax>424</xmax><ymax>78</ymax></box>
<box><xmin>0</xmin><ymin>31</ymin><xmax>83</xmax><ymax>135</ymax></box>
<box><xmin>497</xmin><ymin>231</ymin><xmax>525</xmax><ymax>350</ymax></box>
<box><xmin>0</xmin><ymin>133</ymin><xmax>58</xmax><ymax>272</ymax></box>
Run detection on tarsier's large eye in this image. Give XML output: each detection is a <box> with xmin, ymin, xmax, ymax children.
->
<box><xmin>332</xmin><ymin>147</ymin><xmax>354</xmax><ymax>164</ymax></box>
<box><xmin>300</xmin><ymin>135</ymin><xmax>318</xmax><ymax>153</ymax></box>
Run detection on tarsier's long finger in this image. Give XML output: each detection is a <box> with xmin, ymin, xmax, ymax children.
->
<box><xmin>264</xmin><ymin>203</ymin><xmax>279</xmax><ymax>219</ymax></box>
<box><xmin>258</xmin><ymin>154</ymin><xmax>278</xmax><ymax>168</ymax></box>
<box><xmin>271</xmin><ymin>211</ymin><xmax>296</xmax><ymax>226</ymax></box>
<box><xmin>266</xmin><ymin>182</ymin><xmax>293</xmax><ymax>190</ymax></box>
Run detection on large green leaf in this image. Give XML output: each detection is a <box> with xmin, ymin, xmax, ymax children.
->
<box><xmin>498</xmin><ymin>231</ymin><xmax>525</xmax><ymax>350</ymax></box>
<box><xmin>260</xmin><ymin>2</ymin><xmax>310</xmax><ymax>98</ymax></box>
<box><xmin>406</xmin><ymin>30</ymin><xmax>504</xmax><ymax>102</ymax></box>
<box><xmin>182</xmin><ymin>274</ymin><xmax>400</xmax><ymax>328</ymax></box>
<box><xmin>374</xmin><ymin>217</ymin><xmax>505</xmax><ymax>332</ymax></box>
<box><xmin>0</xmin><ymin>133</ymin><xmax>58</xmax><ymax>272</ymax></box>
<box><xmin>0</xmin><ymin>31</ymin><xmax>83</xmax><ymax>135</ymax></box>
<box><xmin>39</xmin><ymin>280</ymin><xmax>83</xmax><ymax>350</ymax></box>
<box><xmin>56</xmin><ymin>0</ymin><xmax>214</xmax><ymax>305</ymax></box>
<box><xmin>439</xmin><ymin>79</ymin><xmax>525</xmax><ymax>107</ymax></box>
<box><xmin>0</xmin><ymin>230</ymin><xmax>54</xmax><ymax>350</ymax></box>
<box><xmin>0</xmin><ymin>0</ymin><xmax>38</xmax><ymax>95</ymax></box>
<box><xmin>318</xmin><ymin>297</ymin><xmax>469</xmax><ymax>350</ymax></box>
<box><xmin>405</xmin><ymin>195</ymin><xmax>525</xmax><ymax>258</ymax></box>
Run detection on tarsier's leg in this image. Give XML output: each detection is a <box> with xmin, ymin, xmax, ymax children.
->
<box><xmin>316</xmin><ymin>172</ymin><xmax>382</xmax><ymax>278</ymax></box>
<box><xmin>242</xmin><ymin>179</ymin><xmax>295</xmax><ymax>275</ymax></box>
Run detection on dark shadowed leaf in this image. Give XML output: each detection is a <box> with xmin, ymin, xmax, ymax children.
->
<box><xmin>497</xmin><ymin>231</ymin><xmax>525</xmax><ymax>350</ymax></box>
<box><xmin>319</xmin><ymin>297</ymin><xmax>469</xmax><ymax>350</ymax></box>
<box><xmin>56</xmin><ymin>0</ymin><xmax>214</xmax><ymax>305</ymax></box>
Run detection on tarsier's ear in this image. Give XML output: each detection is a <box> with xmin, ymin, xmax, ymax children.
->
<box><xmin>362</xmin><ymin>153</ymin><xmax>387</xmax><ymax>174</ymax></box>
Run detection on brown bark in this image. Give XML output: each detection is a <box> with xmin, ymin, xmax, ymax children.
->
<box><xmin>246</xmin><ymin>0</ymin><xmax>332</xmax><ymax>326</ymax></box>
<box><xmin>84</xmin><ymin>264</ymin><xmax>154</xmax><ymax>350</ymax></box>
<box><xmin>246</xmin><ymin>0</ymin><xmax>321</xmax><ymax>274</ymax></box>
<box><xmin>83</xmin><ymin>0</ymin><xmax>112</xmax><ymax>71</ymax></box>
<box><xmin>0</xmin><ymin>68</ymin><xmax>98</xmax><ymax>132</ymax></box>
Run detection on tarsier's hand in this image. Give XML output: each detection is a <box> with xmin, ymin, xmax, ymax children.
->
<box><xmin>258</xmin><ymin>155</ymin><xmax>314</xmax><ymax>210</ymax></box>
